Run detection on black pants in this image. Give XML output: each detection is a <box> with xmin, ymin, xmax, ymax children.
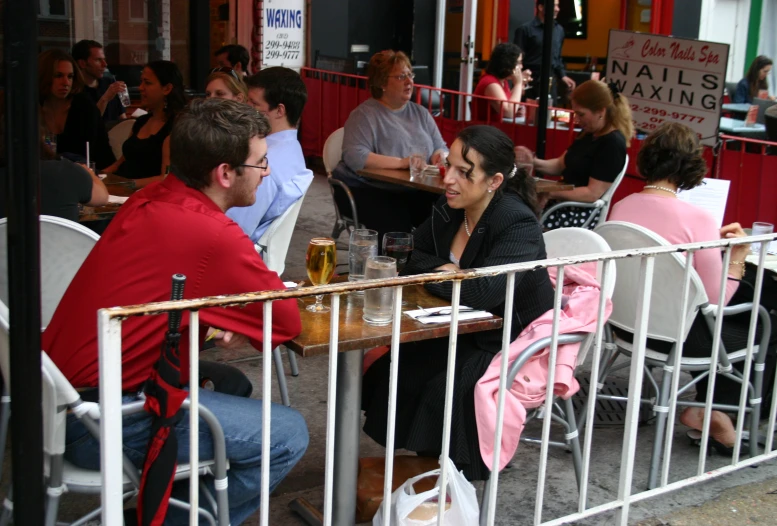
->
<box><xmin>333</xmin><ymin>184</ymin><xmax>438</xmax><ymax>243</ymax></box>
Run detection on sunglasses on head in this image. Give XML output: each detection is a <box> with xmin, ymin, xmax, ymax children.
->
<box><xmin>211</xmin><ymin>66</ymin><xmax>241</xmax><ymax>82</ymax></box>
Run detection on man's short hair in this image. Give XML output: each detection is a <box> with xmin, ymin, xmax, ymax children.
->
<box><xmin>245</xmin><ymin>67</ymin><xmax>308</xmax><ymax>127</ymax></box>
<box><xmin>215</xmin><ymin>44</ymin><xmax>250</xmax><ymax>72</ymax></box>
<box><xmin>72</xmin><ymin>40</ymin><xmax>103</xmax><ymax>62</ymax></box>
<box><xmin>170</xmin><ymin>98</ymin><xmax>271</xmax><ymax>190</ymax></box>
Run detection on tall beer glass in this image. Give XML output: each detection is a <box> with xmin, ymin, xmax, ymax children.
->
<box><xmin>306</xmin><ymin>237</ymin><xmax>337</xmax><ymax>312</ymax></box>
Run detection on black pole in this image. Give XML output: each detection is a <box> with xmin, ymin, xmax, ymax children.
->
<box><xmin>189</xmin><ymin>1</ymin><xmax>211</xmax><ymax>93</ymax></box>
<box><xmin>536</xmin><ymin>0</ymin><xmax>554</xmax><ymax>159</ymax></box>
<box><xmin>3</xmin><ymin>1</ymin><xmax>44</xmax><ymax>524</ymax></box>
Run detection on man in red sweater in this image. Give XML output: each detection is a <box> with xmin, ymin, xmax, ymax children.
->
<box><xmin>43</xmin><ymin>98</ymin><xmax>308</xmax><ymax>525</ymax></box>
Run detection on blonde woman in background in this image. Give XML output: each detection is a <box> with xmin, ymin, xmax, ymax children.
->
<box><xmin>205</xmin><ymin>68</ymin><xmax>249</xmax><ymax>103</ymax></box>
<box><xmin>517</xmin><ymin>79</ymin><xmax>634</xmax><ymax>229</ymax></box>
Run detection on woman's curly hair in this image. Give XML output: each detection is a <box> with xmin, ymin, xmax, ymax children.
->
<box><xmin>637</xmin><ymin>122</ymin><xmax>708</xmax><ymax>191</ymax></box>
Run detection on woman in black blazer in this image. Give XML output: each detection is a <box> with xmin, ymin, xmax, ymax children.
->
<box><xmin>362</xmin><ymin>125</ymin><xmax>555</xmax><ymax>480</ymax></box>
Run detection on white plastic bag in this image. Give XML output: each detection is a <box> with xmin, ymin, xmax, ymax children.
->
<box><xmin>373</xmin><ymin>457</ymin><xmax>479</xmax><ymax>526</ymax></box>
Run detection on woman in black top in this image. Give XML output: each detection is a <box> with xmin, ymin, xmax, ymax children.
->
<box><xmin>104</xmin><ymin>61</ymin><xmax>187</xmax><ymax>188</ymax></box>
<box><xmin>362</xmin><ymin>126</ymin><xmax>555</xmax><ymax>480</ymax></box>
<box><xmin>38</xmin><ymin>49</ymin><xmax>115</xmax><ymax>170</ymax></box>
<box><xmin>519</xmin><ymin>80</ymin><xmax>633</xmax><ymax>229</ymax></box>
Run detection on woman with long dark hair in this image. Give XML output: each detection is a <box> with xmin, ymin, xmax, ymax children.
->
<box><xmin>361</xmin><ymin>125</ymin><xmax>555</xmax><ymax>480</ymax></box>
<box><xmin>472</xmin><ymin>42</ymin><xmax>529</xmax><ymax>122</ymax></box>
<box><xmin>103</xmin><ymin>60</ymin><xmax>187</xmax><ymax>188</ymax></box>
<box><xmin>38</xmin><ymin>49</ymin><xmax>115</xmax><ymax>170</ymax></box>
<box><xmin>734</xmin><ymin>55</ymin><xmax>775</xmax><ymax>104</ymax></box>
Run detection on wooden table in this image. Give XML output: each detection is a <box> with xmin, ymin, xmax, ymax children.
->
<box><xmin>356</xmin><ymin>168</ymin><xmax>574</xmax><ymax>195</ymax></box>
<box><xmin>79</xmin><ymin>178</ymin><xmax>136</xmax><ymax>223</ymax></box>
<box><xmin>287</xmin><ymin>279</ymin><xmax>502</xmax><ymax>526</ymax></box>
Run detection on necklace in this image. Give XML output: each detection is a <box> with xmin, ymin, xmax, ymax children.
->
<box><xmin>644</xmin><ymin>185</ymin><xmax>678</xmax><ymax>196</ymax></box>
<box><xmin>463</xmin><ymin>211</ymin><xmax>471</xmax><ymax>237</ymax></box>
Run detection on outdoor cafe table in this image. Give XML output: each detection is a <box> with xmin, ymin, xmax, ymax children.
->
<box><xmin>78</xmin><ymin>177</ymin><xmax>136</xmax><ymax>223</ymax></box>
<box><xmin>719</xmin><ymin>116</ymin><xmax>767</xmax><ymax>137</ymax></box>
<box><xmin>357</xmin><ymin>168</ymin><xmax>574</xmax><ymax>195</ymax></box>
<box><xmin>284</xmin><ymin>278</ymin><xmax>503</xmax><ymax>525</ymax></box>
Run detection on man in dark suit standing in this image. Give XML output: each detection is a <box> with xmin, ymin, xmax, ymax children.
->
<box><xmin>513</xmin><ymin>0</ymin><xmax>576</xmax><ymax>103</ymax></box>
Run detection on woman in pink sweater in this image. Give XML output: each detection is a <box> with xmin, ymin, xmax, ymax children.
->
<box><xmin>610</xmin><ymin>122</ymin><xmax>776</xmax><ymax>453</ymax></box>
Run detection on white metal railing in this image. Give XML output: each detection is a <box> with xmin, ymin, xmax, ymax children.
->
<box><xmin>96</xmin><ymin>233</ymin><xmax>777</xmax><ymax>525</ymax></box>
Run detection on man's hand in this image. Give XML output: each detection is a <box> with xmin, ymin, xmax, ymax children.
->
<box><xmin>210</xmin><ymin>330</ymin><xmax>251</xmax><ymax>350</ymax></box>
<box><xmin>561</xmin><ymin>76</ymin><xmax>576</xmax><ymax>91</ymax></box>
<box><xmin>101</xmin><ymin>81</ymin><xmax>127</xmax><ymax>104</ymax></box>
<box><xmin>434</xmin><ymin>263</ymin><xmax>460</xmax><ymax>272</ymax></box>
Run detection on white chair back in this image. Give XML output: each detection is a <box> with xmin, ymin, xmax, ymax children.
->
<box><xmin>323</xmin><ymin>128</ymin><xmax>345</xmax><ymax>175</ymax></box>
<box><xmin>0</xmin><ymin>216</ymin><xmax>100</xmax><ymax>329</ymax></box>
<box><xmin>595</xmin><ymin>154</ymin><xmax>629</xmax><ymax>227</ymax></box>
<box><xmin>595</xmin><ymin>221</ymin><xmax>707</xmax><ymax>343</ymax></box>
<box><xmin>255</xmin><ymin>194</ymin><xmax>306</xmax><ymax>276</ymax></box>
<box><xmin>108</xmin><ymin>119</ymin><xmax>136</xmax><ymax>160</ymax></box>
<box><xmin>543</xmin><ymin>228</ymin><xmax>616</xmax><ymax>366</ymax></box>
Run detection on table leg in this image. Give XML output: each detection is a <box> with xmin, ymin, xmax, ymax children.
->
<box><xmin>332</xmin><ymin>348</ymin><xmax>364</xmax><ymax>526</ymax></box>
<box><xmin>289</xmin><ymin>348</ymin><xmax>364</xmax><ymax>526</ymax></box>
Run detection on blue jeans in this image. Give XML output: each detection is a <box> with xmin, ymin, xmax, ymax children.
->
<box><xmin>64</xmin><ymin>388</ymin><xmax>309</xmax><ymax>525</ymax></box>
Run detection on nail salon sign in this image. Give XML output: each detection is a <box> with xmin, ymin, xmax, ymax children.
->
<box><xmin>607</xmin><ymin>30</ymin><xmax>729</xmax><ymax>145</ymax></box>
<box><xmin>263</xmin><ymin>0</ymin><xmax>305</xmax><ymax>68</ymax></box>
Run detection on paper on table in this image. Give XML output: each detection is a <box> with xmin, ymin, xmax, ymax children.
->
<box><xmin>405</xmin><ymin>306</ymin><xmax>493</xmax><ymax>325</ymax></box>
<box><xmin>132</xmin><ymin>108</ymin><xmax>148</xmax><ymax>117</ymax></box>
<box><xmin>107</xmin><ymin>195</ymin><xmax>129</xmax><ymax>204</ymax></box>
<box><xmin>283</xmin><ymin>281</ymin><xmax>299</xmax><ymax>288</ymax></box>
<box><xmin>677</xmin><ymin>178</ymin><xmax>730</xmax><ymax>228</ymax></box>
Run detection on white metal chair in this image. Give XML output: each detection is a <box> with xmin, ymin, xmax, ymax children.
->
<box><xmin>107</xmin><ymin>119</ymin><xmax>135</xmax><ymax>161</ymax></box>
<box><xmin>595</xmin><ymin>221</ymin><xmax>771</xmax><ymax>489</ymax></box>
<box><xmin>0</xmin><ymin>304</ymin><xmax>230</xmax><ymax>526</ymax></box>
<box><xmin>541</xmin><ymin>154</ymin><xmax>629</xmax><ymax>230</ymax></box>
<box><xmin>324</xmin><ymin>128</ymin><xmax>361</xmax><ymax>240</ymax></box>
<box><xmin>254</xmin><ymin>194</ymin><xmax>308</xmax><ymax>407</ymax></box>
<box><xmin>0</xmin><ymin>216</ymin><xmax>230</xmax><ymax>524</ymax></box>
<box><xmin>480</xmin><ymin>228</ymin><xmax>615</xmax><ymax>524</ymax></box>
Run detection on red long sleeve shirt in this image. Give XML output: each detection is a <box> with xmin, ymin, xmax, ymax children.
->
<box><xmin>43</xmin><ymin>175</ymin><xmax>301</xmax><ymax>391</ymax></box>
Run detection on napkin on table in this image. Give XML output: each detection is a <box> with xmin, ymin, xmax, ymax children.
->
<box><xmin>405</xmin><ymin>305</ymin><xmax>493</xmax><ymax>324</ymax></box>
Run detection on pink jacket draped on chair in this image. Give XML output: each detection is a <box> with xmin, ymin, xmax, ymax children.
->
<box><xmin>475</xmin><ymin>263</ymin><xmax>612</xmax><ymax>471</ymax></box>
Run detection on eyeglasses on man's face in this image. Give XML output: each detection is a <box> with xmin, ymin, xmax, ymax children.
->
<box><xmin>236</xmin><ymin>156</ymin><xmax>270</xmax><ymax>172</ymax></box>
<box><xmin>389</xmin><ymin>72</ymin><xmax>415</xmax><ymax>82</ymax></box>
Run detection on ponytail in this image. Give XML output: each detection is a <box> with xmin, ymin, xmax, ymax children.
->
<box><xmin>607</xmin><ymin>91</ymin><xmax>634</xmax><ymax>147</ymax></box>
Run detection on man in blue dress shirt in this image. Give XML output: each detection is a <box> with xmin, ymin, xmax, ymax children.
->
<box><xmin>227</xmin><ymin>67</ymin><xmax>314</xmax><ymax>243</ymax></box>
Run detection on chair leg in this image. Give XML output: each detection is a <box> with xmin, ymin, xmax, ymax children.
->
<box><xmin>272</xmin><ymin>346</ymin><xmax>291</xmax><ymax>407</ymax></box>
<box><xmin>647</xmin><ymin>357</ymin><xmax>674</xmax><ymax>490</ymax></box>
<box><xmin>479</xmin><ymin>476</ymin><xmax>493</xmax><ymax>526</ymax></box>
<box><xmin>287</xmin><ymin>347</ymin><xmax>300</xmax><ymax>377</ymax></box>
<box><xmin>0</xmin><ymin>386</ymin><xmax>10</xmax><ymax>481</ymax></box>
<box><xmin>0</xmin><ymin>486</ymin><xmax>12</xmax><ymax>526</ymax></box>
<box><xmin>44</xmin><ymin>454</ymin><xmax>65</xmax><ymax>526</ymax></box>
<box><xmin>564</xmin><ymin>397</ymin><xmax>584</xmax><ymax>491</ymax></box>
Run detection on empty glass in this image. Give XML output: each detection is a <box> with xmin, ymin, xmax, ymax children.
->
<box><xmin>363</xmin><ymin>256</ymin><xmax>397</xmax><ymax>325</ymax></box>
<box><xmin>409</xmin><ymin>153</ymin><xmax>425</xmax><ymax>178</ymax></box>
<box><xmin>751</xmin><ymin>222</ymin><xmax>774</xmax><ymax>255</ymax></box>
<box><xmin>349</xmin><ymin>229</ymin><xmax>378</xmax><ymax>294</ymax></box>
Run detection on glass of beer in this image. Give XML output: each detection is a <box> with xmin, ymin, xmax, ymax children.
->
<box><xmin>363</xmin><ymin>256</ymin><xmax>397</xmax><ymax>325</ymax></box>
<box><xmin>382</xmin><ymin>232</ymin><xmax>413</xmax><ymax>272</ymax></box>
<box><xmin>306</xmin><ymin>237</ymin><xmax>337</xmax><ymax>313</ymax></box>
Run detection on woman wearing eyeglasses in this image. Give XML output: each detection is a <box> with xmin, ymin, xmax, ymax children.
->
<box><xmin>332</xmin><ymin>50</ymin><xmax>449</xmax><ymax>241</ymax></box>
<box><xmin>205</xmin><ymin>68</ymin><xmax>249</xmax><ymax>103</ymax></box>
<box><xmin>102</xmin><ymin>60</ymin><xmax>187</xmax><ymax>188</ymax></box>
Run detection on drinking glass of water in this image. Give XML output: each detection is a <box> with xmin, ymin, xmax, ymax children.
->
<box><xmin>363</xmin><ymin>256</ymin><xmax>397</xmax><ymax>325</ymax></box>
<box><xmin>751</xmin><ymin>222</ymin><xmax>774</xmax><ymax>255</ymax></box>
<box><xmin>349</xmin><ymin>229</ymin><xmax>378</xmax><ymax>294</ymax></box>
<box><xmin>409</xmin><ymin>153</ymin><xmax>425</xmax><ymax>179</ymax></box>
<box><xmin>118</xmin><ymin>85</ymin><xmax>131</xmax><ymax>107</ymax></box>
<box><xmin>382</xmin><ymin>232</ymin><xmax>413</xmax><ymax>272</ymax></box>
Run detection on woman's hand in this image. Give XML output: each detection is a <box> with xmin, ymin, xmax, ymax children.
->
<box><xmin>720</xmin><ymin>222</ymin><xmax>751</xmax><ymax>262</ymax></box>
<box><xmin>430</xmin><ymin>150</ymin><xmax>447</xmax><ymax>166</ymax></box>
<box><xmin>514</xmin><ymin>146</ymin><xmax>535</xmax><ymax>166</ymax></box>
<box><xmin>434</xmin><ymin>263</ymin><xmax>460</xmax><ymax>272</ymax></box>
